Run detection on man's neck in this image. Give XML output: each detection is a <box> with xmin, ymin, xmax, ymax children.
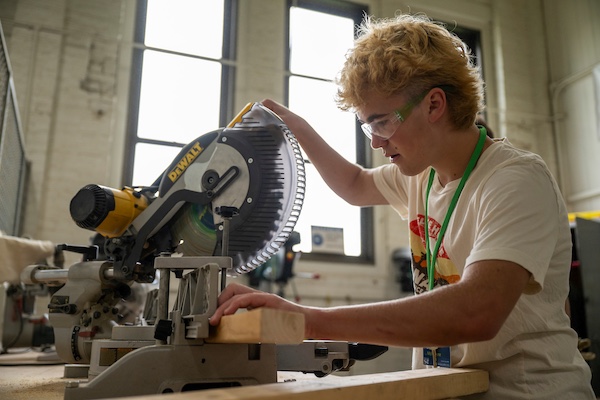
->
<box><xmin>433</xmin><ymin>126</ymin><xmax>491</xmax><ymax>187</ymax></box>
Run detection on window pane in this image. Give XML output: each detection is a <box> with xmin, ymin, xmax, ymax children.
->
<box><xmin>137</xmin><ymin>50</ymin><xmax>221</xmax><ymax>144</ymax></box>
<box><xmin>131</xmin><ymin>143</ymin><xmax>184</xmax><ymax>186</ymax></box>
<box><xmin>289</xmin><ymin>76</ymin><xmax>356</xmax><ymax>161</ymax></box>
<box><xmin>295</xmin><ymin>164</ymin><xmax>361</xmax><ymax>256</ymax></box>
<box><xmin>288</xmin><ymin>76</ymin><xmax>360</xmax><ymax>257</ymax></box>
<box><xmin>289</xmin><ymin>7</ymin><xmax>355</xmax><ymax>80</ymax></box>
<box><xmin>145</xmin><ymin>0</ymin><xmax>224</xmax><ymax>58</ymax></box>
<box><xmin>288</xmin><ymin>5</ymin><xmax>363</xmax><ymax>257</ymax></box>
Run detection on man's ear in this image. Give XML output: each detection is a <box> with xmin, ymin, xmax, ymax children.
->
<box><xmin>426</xmin><ymin>87</ymin><xmax>446</xmax><ymax>123</ymax></box>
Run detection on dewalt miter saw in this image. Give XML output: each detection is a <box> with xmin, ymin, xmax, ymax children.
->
<box><xmin>70</xmin><ymin>101</ymin><xmax>305</xmax><ymax>282</ymax></box>
<box><xmin>21</xmin><ymin>103</ymin><xmax>386</xmax><ymax>399</ymax></box>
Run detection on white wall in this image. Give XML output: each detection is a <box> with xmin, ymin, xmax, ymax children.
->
<box><xmin>1</xmin><ymin>0</ymin><xmax>599</xmax><ymax>373</ymax></box>
<box><xmin>0</xmin><ymin>0</ymin><xmax>135</xmax><ymax>266</ymax></box>
<box><xmin>543</xmin><ymin>0</ymin><xmax>600</xmax><ymax>212</ymax></box>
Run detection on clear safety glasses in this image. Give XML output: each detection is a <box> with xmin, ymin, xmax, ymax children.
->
<box><xmin>360</xmin><ymin>89</ymin><xmax>430</xmax><ymax>140</ymax></box>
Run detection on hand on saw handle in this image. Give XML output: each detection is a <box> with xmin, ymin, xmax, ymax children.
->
<box><xmin>261</xmin><ymin>99</ymin><xmax>311</xmax><ymax>137</ymax></box>
<box><xmin>209</xmin><ymin>282</ymin><xmax>313</xmax><ymax>337</ymax></box>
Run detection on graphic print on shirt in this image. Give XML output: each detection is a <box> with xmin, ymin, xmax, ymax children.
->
<box><xmin>409</xmin><ymin>214</ymin><xmax>460</xmax><ymax>294</ymax></box>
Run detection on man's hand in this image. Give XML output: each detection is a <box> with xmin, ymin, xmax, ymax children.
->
<box><xmin>261</xmin><ymin>99</ymin><xmax>312</xmax><ymax>139</ymax></box>
<box><xmin>209</xmin><ymin>283</ymin><xmax>307</xmax><ymax>327</ymax></box>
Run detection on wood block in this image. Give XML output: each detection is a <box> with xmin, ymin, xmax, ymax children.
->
<box><xmin>206</xmin><ymin>308</ymin><xmax>305</xmax><ymax>344</ymax></box>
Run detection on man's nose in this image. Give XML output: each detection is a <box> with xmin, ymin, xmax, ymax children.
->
<box><xmin>370</xmin><ymin>134</ymin><xmax>386</xmax><ymax>149</ymax></box>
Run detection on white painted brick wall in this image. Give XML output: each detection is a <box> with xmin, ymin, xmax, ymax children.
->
<box><xmin>0</xmin><ymin>1</ymin><xmax>127</xmax><ymax>271</ymax></box>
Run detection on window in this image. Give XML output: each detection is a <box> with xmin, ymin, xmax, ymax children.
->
<box><xmin>124</xmin><ymin>0</ymin><xmax>236</xmax><ymax>186</ymax></box>
<box><xmin>125</xmin><ymin>0</ymin><xmax>373</xmax><ymax>263</ymax></box>
<box><xmin>286</xmin><ymin>0</ymin><xmax>373</xmax><ymax>262</ymax></box>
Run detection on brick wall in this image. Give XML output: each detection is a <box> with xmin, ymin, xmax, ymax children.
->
<box><xmin>1</xmin><ymin>0</ymin><xmax>131</xmax><ymax>268</ymax></box>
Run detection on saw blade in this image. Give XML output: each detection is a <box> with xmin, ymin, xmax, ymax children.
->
<box><xmin>171</xmin><ymin>203</ymin><xmax>217</xmax><ymax>256</ymax></box>
<box><xmin>169</xmin><ymin>103</ymin><xmax>305</xmax><ymax>275</ymax></box>
<box><xmin>221</xmin><ymin>103</ymin><xmax>305</xmax><ymax>274</ymax></box>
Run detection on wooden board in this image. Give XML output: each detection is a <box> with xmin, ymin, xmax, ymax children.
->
<box><xmin>122</xmin><ymin>368</ymin><xmax>489</xmax><ymax>400</ymax></box>
<box><xmin>206</xmin><ymin>308</ymin><xmax>305</xmax><ymax>344</ymax></box>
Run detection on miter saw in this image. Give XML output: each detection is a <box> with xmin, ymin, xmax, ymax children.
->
<box><xmin>21</xmin><ymin>102</ymin><xmax>386</xmax><ymax>399</ymax></box>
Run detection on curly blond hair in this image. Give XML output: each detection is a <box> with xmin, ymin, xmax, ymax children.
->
<box><xmin>335</xmin><ymin>14</ymin><xmax>484</xmax><ymax>130</ymax></box>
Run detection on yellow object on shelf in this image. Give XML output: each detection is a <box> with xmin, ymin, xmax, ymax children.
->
<box><xmin>568</xmin><ymin>210</ymin><xmax>600</xmax><ymax>223</ymax></box>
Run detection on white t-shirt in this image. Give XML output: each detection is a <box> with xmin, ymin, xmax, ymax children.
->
<box><xmin>373</xmin><ymin>138</ymin><xmax>595</xmax><ymax>399</ymax></box>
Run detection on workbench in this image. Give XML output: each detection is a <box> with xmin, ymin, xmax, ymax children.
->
<box><xmin>0</xmin><ymin>349</ymin><xmax>488</xmax><ymax>400</ymax></box>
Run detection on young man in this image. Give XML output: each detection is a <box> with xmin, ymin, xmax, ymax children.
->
<box><xmin>210</xmin><ymin>14</ymin><xmax>595</xmax><ymax>399</ymax></box>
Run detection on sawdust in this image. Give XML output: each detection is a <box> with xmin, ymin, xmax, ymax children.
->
<box><xmin>0</xmin><ymin>354</ymin><xmax>66</xmax><ymax>400</ymax></box>
<box><xmin>0</xmin><ymin>378</ymin><xmax>65</xmax><ymax>400</ymax></box>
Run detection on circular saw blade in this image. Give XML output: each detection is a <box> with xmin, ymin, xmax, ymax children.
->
<box><xmin>171</xmin><ymin>103</ymin><xmax>305</xmax><ymax>275</ymax></box>
<box><xmin>171</xmin><ymin>203</ymin><xmax>217</xmax><ymax>256</ymax></box>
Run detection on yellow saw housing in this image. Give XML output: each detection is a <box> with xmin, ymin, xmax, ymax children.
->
<box><xmin>70</xmin><ymin>185</ymin><xmax>149</xmax><ymax>238</ymax></box>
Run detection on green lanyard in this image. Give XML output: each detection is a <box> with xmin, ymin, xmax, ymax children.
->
<box><xmin>424</xmin><ymin>127</ymin><xmax>487</xmax><ymax>291</ymax></box>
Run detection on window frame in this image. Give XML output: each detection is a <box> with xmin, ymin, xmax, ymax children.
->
<box><xmin>285</xmin><ymin>0</ymin><xmax>374</xmax><ymax>265</ymax></box>
<box><xmin>123</xmin><ymin>0</ymin><xmax>238</xmax><ymax>186</ymax></box>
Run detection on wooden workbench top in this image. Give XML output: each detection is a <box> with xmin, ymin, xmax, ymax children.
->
<box><xmin>0</xmin><ymin>350</ymin><xmax>65</xmax><ymax>400</ymax></box>
<box><xmin>0</xmin><ymin>350</ymin><xmax>488</xmax><ymax>400</ymax></box>
<box><xmin>122</xmin><ymin>368</ymin><xmax>489</xmax><ymax>400</ymax></box>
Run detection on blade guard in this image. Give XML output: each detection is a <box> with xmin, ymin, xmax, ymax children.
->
<box><xmin>215</xmin><ymin>102</ymin><xmax>306</xmax><ymax>274</ymax></box>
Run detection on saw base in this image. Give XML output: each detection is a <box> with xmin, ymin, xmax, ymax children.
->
<box><xmin>63</xmin><ymin>342</ymin><xmax>277</xmax><ymax>400</ymax></box>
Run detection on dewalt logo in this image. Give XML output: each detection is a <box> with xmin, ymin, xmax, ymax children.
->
<box><xmin>168</xmin><ymin>142</ymin><xmax>203</xmax><ymax>183</ymax></box>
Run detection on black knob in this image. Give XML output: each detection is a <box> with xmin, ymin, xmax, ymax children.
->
<box><xmin>215</xmin><ymin>206</ymin><xmax>239</xmax><ymax>219</ymax></box>
<box><xmin>154</xmin><ymin>319</ymin><xmax>173</xmax><ymax>341</ymax></box>
<box><xmin>70</xmin><ymin>184</ymin><xmax>115</xmax><ymax>229</ymax></box>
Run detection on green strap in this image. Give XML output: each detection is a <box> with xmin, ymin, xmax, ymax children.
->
<box><xmin>425</xmin><ymin>127</ymin><xmax>487</xmax><ymax>291</ymax></box>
